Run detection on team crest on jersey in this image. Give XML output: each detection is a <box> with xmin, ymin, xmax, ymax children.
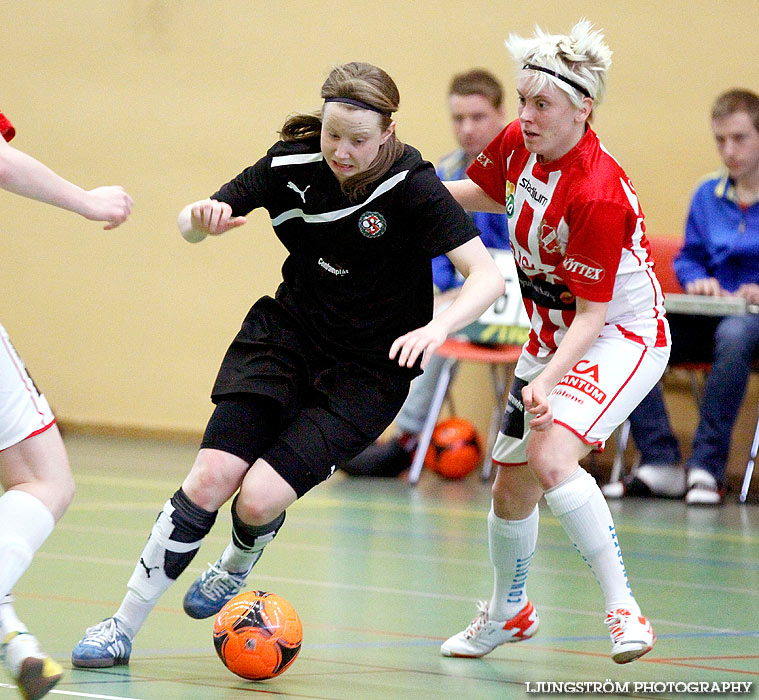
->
<box><xmin>358</xmin><ymin>211</ymin><xmax>387</xmax><ymax>238</ymax></box>
<box><xmin>538</xmin><ymin>220</ymin><xmax>562</xmax><ymax>254</ymax></box>
<box><xmin>504</xmin><ymin>181</ymin><xmax>516</xmax><ymax>217</ymax></box>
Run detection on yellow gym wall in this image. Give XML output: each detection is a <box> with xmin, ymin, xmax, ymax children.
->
<box><xmin>2</xmin><ymin>2</ymin><xmax>758</xmax><ymax>477</ymax></box>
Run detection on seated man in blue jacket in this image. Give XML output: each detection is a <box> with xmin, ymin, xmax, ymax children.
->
<box><xmin>620</xmin><ymin>88</ymin><xmax>759</xmax><ymax>505</ymax></box>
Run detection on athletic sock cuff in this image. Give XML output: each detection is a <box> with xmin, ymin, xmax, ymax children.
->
<box><xmin>0</xmin><ymin>490</ymin><xmax>55</xmax><ymax>552</ymax></box>
<box><xmin>169</xmin><ymin>488</ymin><xmax>217</xmax><ymax>542</ymax></box>
<box><xmin>231</xmin><ymin>495</ymin><xmax>286</xmax><ymax>551</ymax></box>
<box><xmin>543</xmin><ymin>468</ymin><xmax>597</xmax><ymax>517</ymax></box>
<box><xmin>488</xmin><ymin>502</ymin><xmax>539</xmax><ymax>538</ymax></box>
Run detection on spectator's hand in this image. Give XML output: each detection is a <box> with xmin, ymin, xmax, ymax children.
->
<box><xmin>734</xmin><ymin>283</ymin><xmax>759</xmax><ymax>305</ymax></box>
<box><xmin>389</xmin><ymin>320</ymin><xmax>448</xmax><ymax>369</ymax></box>
<box><xmin>191</xmin><ymin>199</ymin><xmax>247</xmax><ymax>235</ymax></box>
<box><xmin>684</xmin><ymin>277</ymin><xmax>724</xmax><ymax>296</ymax></box>
<box><xmin>522</xmin><ymin>380</ymin><xmax>554</xmax><ymax>431</ymax></box>
<box><xmin>84</xmin><ymin>186</ymin><xmax>134</xmax><ymax>230</ymax></box>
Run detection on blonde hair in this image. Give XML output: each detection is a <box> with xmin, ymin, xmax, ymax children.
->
<box><xmin>280</xmin><ymin>62</ymin><xmax>404</xmax><ymax>200</ymax></box>
<box><xmin>505</xmin><ymin>19</ymin><xmax>612</xmax><ymax>118</ymax></box>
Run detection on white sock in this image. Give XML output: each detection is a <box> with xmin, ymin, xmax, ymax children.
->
<box><xmin>114</xmin><ymin>592</ymin><xmax>149</xmax><ymax>639</ymax></box>
<box><xmin>0</xmin><ymin>490</ymin><xmax>55</xmax><ymax>599</ymax></box>
<box><xmin>488</xmin><ymin>504</ymin><xmax>539</xmax><ymax>621</ymax></box>
<box><xmin>120</xmin><ymin>499</ymin><xmax>204</xmax><ymax>637</ymax></box>
<box><xmin>544</xmin><ymin>468</ymin><xmax>639</xmax><ymax>614</ymax></box>
<box><xmin>0</xmin><ymin>596</ymin><xmax>26</xmax><ymax>639</ymax></box>
<box><xmin>219</xmin><ymin>541</ymin><xmax>263</xmax><ymax>574</ymax></box>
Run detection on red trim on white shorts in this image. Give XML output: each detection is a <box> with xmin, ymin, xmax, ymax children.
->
<box><xmin>0</xmin><ymin>419</ymin><xmax>56</xmax><ymax>452</ymax></box>
<box><xmin>553</xmin><ymin>419</ymin><xmax>604</xmax><ymax>450</ymax></box>
<box><xmin>583</xmin><ymin>345</ymin><xmax>648</xmax><ymax>440</ymax></box>
<box><xmin>491</xmin><ymin>458</ymin><xmax>529</xmax><ymax>468</ymax></box>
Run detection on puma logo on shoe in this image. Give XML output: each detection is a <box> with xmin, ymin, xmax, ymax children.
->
<box><xmin>287</xmin><ymin>181</ymin><xmax>310</xmax><ymax>203</ymax></box>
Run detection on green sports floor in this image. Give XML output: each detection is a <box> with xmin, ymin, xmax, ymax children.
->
<box><xmin>2</xmin><ymin>433</ymin><xmax>757</xmax><ymax>700</ymax></box>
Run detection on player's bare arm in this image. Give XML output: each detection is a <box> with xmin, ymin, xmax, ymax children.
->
<box><xmin>389</xmin><ymin>238</ymin><xmax>504</xmax><ymax>369</ymax></box>
<box><xmin>0</xmin><ymin>138</ymin><xmax>132</xmax><ymax>229</ymax></box>
<box><xmin>444</xmin><ymin>178</ymin><xmax>506</xmax><ymax>213</ymax></box>
<box><xmin>523</xmin><ymin>298</ymin><xmax>608</xmax><ymax>431</ymax></box>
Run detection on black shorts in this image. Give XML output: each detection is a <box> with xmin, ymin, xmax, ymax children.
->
<box><xmin>203</xmin><ymin>297</ymin><xmax>411</xmax><ymax>497</ymax></box>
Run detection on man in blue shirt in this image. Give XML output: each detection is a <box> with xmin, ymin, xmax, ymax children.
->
<box><xmin>343</xmin><ymin>69</ymin><xmax>509</xmax><ymax>476</ymax></box>
<box><xmin>619</xmin><ymin>89</ymin><xmax>759</xmax><ymax>505</ymax></box>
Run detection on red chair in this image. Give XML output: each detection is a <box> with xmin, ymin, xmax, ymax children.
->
<box><xmin>607</xmin><ymin>235</ymin><xmax>708</xmax><ymax>491</ymax></box>
<box><xmin>650</xmin><ymin>234</ymin><xmax>684</xmax><ymax>294</ymax></box>
<box><xmin>407</xmin><ymin>337</ymin><xmax>522</xmax><ymax>484</ymax></box>
<box><xmin>649</xmin><ymin>234</ymin><xmax>710</xmax><ymax>399</ymax></box>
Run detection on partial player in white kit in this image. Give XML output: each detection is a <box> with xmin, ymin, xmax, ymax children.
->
<box><xmin>0</xmin><ymin>110</ymin><xmax>132</xmax><ymax>700</ymax></box>
<box><xmin>440</xmin><ymin>20</ymin><xmax>670</xmax><ymax>664</ymax></box>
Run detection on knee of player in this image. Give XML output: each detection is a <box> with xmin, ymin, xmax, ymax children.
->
<box><xmin>37</xmin><ymin>472</ymin><xmax>75</xmax><ymax>521</ymax></box>
<box><xmin>57</xmin><ymin>472</ymin><xmax>76</xmax><ymax>512</ymax></box>
<box><xmin>524</xmin><ymin>438</ymin><xmax>544</xmax><ymax>469</ymax></box>
<box><xmin>184</xmin><ymin>454</ymin><xmax>235</xmax><ymax>503</ymax></box>
<box><xmin>234</xmin><ymin>492</ymin><xmax>285</xmax><ymax>527</ymax></box>
<box><xmin>525</xmin><ymin>441</ymin><xmax>566</xmax><ymax>489</ymax></box>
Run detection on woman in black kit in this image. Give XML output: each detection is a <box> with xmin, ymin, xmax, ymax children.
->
<box><xmin>72</xmin><ymin>61</ymin><xmax>504</xmax><ymax>667</ymax></box>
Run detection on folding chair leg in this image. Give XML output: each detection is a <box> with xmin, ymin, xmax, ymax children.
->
<box><xmin>481</xmin><ymin>363</ymin><xmax>511</xmax><ymax>481</ymax></box>
<box><xmin>608</xmin><ymin>419</ymin><xmax>631</xmax><ymax>485</ymax></box>
<box><xmin>408</xmin><ymin>357</ymin><xmax>457</xmax><ymax>485</ymax></box>
<box><xmin>740</xmin><ymin>415</ymin><xmax>759</xmax><ymax>503</ymax></box>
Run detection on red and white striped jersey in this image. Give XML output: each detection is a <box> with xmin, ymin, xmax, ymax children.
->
<box><xmin>468</xmin><ymin>120</ymin><xmax>668</xmax><ymax>359</ymax></box>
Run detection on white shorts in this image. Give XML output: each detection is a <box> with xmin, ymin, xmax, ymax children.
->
<box><xmin>492</xmin><ymin>336</ymin><xmax>670</xmax><ymax>466</ymax></box>
<box><xmin>0</xmin><ymin>322</ymin><xmax>55</xmax><ymax>451</ymax></box>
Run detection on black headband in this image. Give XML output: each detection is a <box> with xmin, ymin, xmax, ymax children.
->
<box><xmin>324</xmin><ymin>96</ymin><xmax>392</xmax><ymax>117</ymax></box>
<box><xmin>522</xmin><ymin>63</ymin><xmax>592</xmax><ymax>99</ymax></box>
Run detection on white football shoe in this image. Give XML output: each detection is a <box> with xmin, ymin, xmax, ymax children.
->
<box><xmin>441</xmin><ymin>600</ymin><xmax>539</xmax><ymax>658</ymax></box>
<box><xmin>605</xmin><ymin>608</ymin><xmax>655</xmax><ymax>664</ymax></box>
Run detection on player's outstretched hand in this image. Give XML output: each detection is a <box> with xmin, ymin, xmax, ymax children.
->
<box><xmin>191</xmin><ymin>199</ymin><xmax>247</xmax><ymax>236</ymax></box>
<box><xmin>84</xmin><ymin>186</ymin><xmax>134</xmax><ymax>229</ymax></box>
<box><xmin>389</xmin><ymin>322</ymin><xmax>448</xmax><ymax>370</ymax></box>
<box><xmin>522</xmin><ymin>381</ymin><xmax>553</xmax><ymax>431</ymax></box>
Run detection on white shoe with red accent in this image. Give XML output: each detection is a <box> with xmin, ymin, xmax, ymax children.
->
<box><xmin>605</xmin><ymin>608</ymin><xmax>655</xmax><ymax>664</ymax></box>
<box><xmin>441</xmin><ymin>600</ymin><xmax>539</xmax><ymax>658</ymax></box>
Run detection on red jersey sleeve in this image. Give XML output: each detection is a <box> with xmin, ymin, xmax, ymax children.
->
<box><xmin>561</xmin><ymin>200</ymin><xmax>635</xmax><ymax>302</ymax></box>
<box><xmin>465</xmin><ymin>123</ymin><xmax>518</xmax><ymax>205</ymax></box>
<box><xmin>0</xmin><ymin>111</ymin><xmax>15</xmax><ymax>142</ymax></box>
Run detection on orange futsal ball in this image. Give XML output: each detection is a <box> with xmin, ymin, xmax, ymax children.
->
<box><xmin>213</xmin><ymin>590</ymin><xmax>302</xmax><ymax>680</ymax></box>
<box><xmin>423</xmin><ymin>417</ymin><xmax>482</xmax><ymax>479</ymax></box>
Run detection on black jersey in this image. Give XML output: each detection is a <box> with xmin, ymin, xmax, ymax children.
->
<box><xmin>212</xmin><ymin>139</ymin><xmax>480</xmax><ymax>372</ymax></box>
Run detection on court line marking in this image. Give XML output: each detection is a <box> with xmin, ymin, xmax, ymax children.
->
<box><xmin>15</xmin><ymin>580</ymin><xmax>750</xmax><ymax>636</ymax></box>
<box><xmin>66</xmin><ymin>487</ymin><xmax>759</xmax><ymax>546</ymax></box>
<box><xmin>56</xmin><ymin>509</ymin><xmax>759</xmax><ymax>568</ymax></box>
<box><xmin>47</xmin><ymin>524</ymin><xmax>759</xmax><ymax>596</ymax></box>
<box><xmin>0</xmin><ymin>685</ymin><xmax>145</xmax><ymax>700</ymax></box>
